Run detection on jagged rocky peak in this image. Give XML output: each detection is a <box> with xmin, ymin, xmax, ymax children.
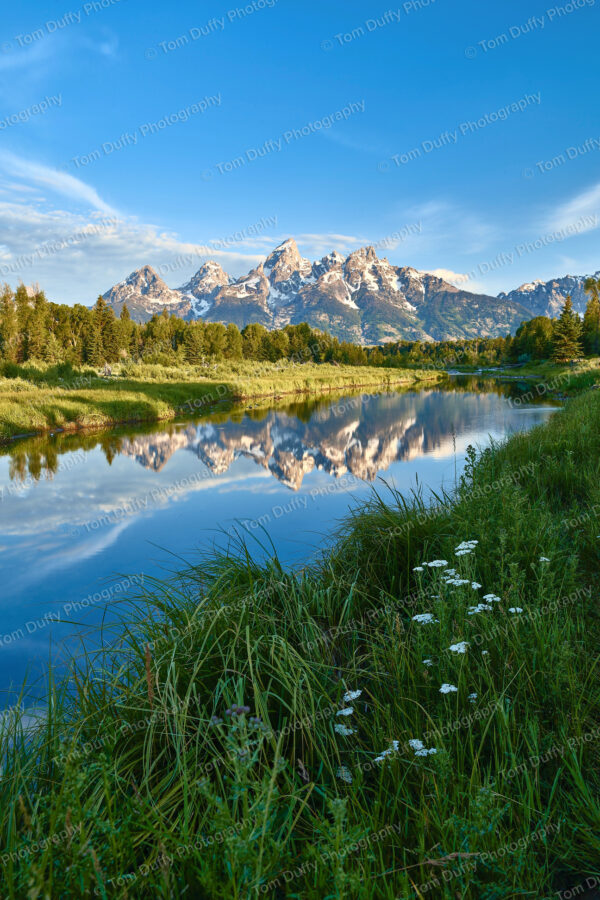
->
<box><xmin>313</xmin><ymin>250</ymin><xmax>345</xmax><ymax>277</ymax></box>
<box><xmin>125</xmin><ymin>265</ymin><xmax>167</xmax><ymax>294</ymax></box>
<box><xmin>180</xmin><ymin>261</ymin><xmax>229</xmax><ymax>297</ymax></box>
<box><xmin>351</xmin><ymin>245</ymin><xmax>378</xmax><ymax>262</ymax></box>
<box><xmin>343</xmin><ymin>245</ymin><xmax>404</xmax><ymax>295</ymax></box>
<box><xmin>401</xmin><ymin>266</ymin><xmax>424</xmax><ymax>280</ymax></box>
<box><xmin>263</xmin><ymin>238</ymin><xmax>312</xmax><ymax>282</ymax></box>
<box><xmin>229</xmin><ymin>264</ymin><xmax>269</xmax><ymax>296</ymax></box>
<box><xmin>344</xmin><ymin>246</ymin><xmax>379</xmax><ymax>277</ymax></box>
<box><xmin>514</xmin><ymin>279</ymin><xmax>546</xmax><ymax>293</ymax></box>
<box><xmin>103</xmin><ymin>265</ymin><xmax>187</xmax><ymax>315</ymax></box>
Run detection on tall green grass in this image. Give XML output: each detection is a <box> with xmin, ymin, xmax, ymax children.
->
<box><xmin>1</xmin><ymin>390</ymin><xmax>599</xmax><ymax>898</ymax></box>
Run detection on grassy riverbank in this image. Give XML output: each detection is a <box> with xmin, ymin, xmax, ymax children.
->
<box><xmin>2</xmin><ymin>385</ymin><xmax>600</xmax><ymax>898</ymax></box>
<box><xmin>0</xmin><ymin>360</ymin><xmax>445</xmax><ymax>443</ymax></box>
<box><xmin>451</xmin><ymin>356</ymin><xmax>600</xmax><ymax>396</ymax></box>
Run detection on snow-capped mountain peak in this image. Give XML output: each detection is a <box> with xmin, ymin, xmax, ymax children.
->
<box><xmin>102</xmin><ymin>265</ymin><xmax>192</xmax><ymax>319</ymax></box>
<box><xmin>101</xmin><ymin>239</ymin><xmax>598</xmax><ymax>342</ymax></box>
<box><xmin>498</xmin><ymin>271</ymin><xmax>600</xmax><ymax>318</ymax></box>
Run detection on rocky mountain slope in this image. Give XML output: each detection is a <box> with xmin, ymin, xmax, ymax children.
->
<box><xmin>498</xmin><ymin>272</ymin><xmax>600</xmax><ymax>319</ymax></box>
<box><xmin>101</xmin><ymin>238</ymin><xmax>595</xmax><ymax>341</ymax></box>
<box><xmin>102</xmin><ymin>265</ymin><xmax>192</xmax><ymax>321</ymax></box>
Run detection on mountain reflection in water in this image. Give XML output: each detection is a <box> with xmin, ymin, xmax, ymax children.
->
<box><xmin>2</xmin><ymin>376</ymin><xmax>557</xmax><ymax>492</ymax></box>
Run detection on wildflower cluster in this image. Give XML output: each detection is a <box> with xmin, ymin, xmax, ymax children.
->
<box><xmin>408</xmin><ymin>739</ymin><xmax>438</xmax><ymax>758</ymax></box>
<box><xmin>455</xmin><ymin>539</ymin><xmax>479</xmax><ymax>557</ymax></box>
<box><xmin>334</xmin><ymin>689</ymin><xmax>363</xmax><ymax>782</ymax></box>
<box><xmin>346</xmin><ymin>539</ymin><xmax>552</xmax><ymax>786</ymax></box>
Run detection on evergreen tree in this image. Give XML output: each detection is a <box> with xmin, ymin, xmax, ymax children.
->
<box><xmin>242</xmin><ymin>323</ymin><xmax>268</xmax><ymax>359</ymax></box>
<box><xmin>183</xmin><ymin>324</ymin><xmax>206</xmax><ymax>363</ymax></box>
<box><xmin>84</xmin><ymin>323</ymin><xmax>104</xmax><ymax>366</ymax></box>
<box><xmin>103</xmin><ymin>318</ymin><xmax>121</xmax><ymax>362</ymax></box>
<box><xmin>68</xmin><ymin>305</ymin><xmax>92</xmax><ymax>363</ymax></box>
<box><xmin>582</xmin><ymin>278</ymin><xmax>600</xmax><ymax>356</ymax></box>
<box><xmin>14</xmin><ymin>284</ymin><xmax>32</xmax><ymax>361</ymax></box>
<box><xmin>224</xmin><ymin>323</ymin><xmax>243</xmax><ymax>359</ymax></box>
<box><xmin>512</xmin><ymin>316</ymin><xmax>554</xmax><ymax>361</ymax></box>
<box><xmin>263</xmin><ymin>329</ymin><xmax>289</xmax><ymax>362</ymax></box>
<box><xmin>43</xmin><ymin>331</ymin><xmax>63</xmax><ymax>363</ymax></box>
<box><xmin>27</xmin><ymin>292</ymin><xmax>49</xmax><ymax>360</ymax></box>
<box><xmin>0</xmin><ymin>287</ymin><xmax>18</xmax><ymax>362</ymax></box>
<box><xmin>552</xmin><ymin>295</ymin><xmax>583</xmax><ymax>362</ymax></box>
<box><xmin>584</xmin><ymin>275</ymin><xmax>600</xmax><ymax>304</ymax></box>
<box><xmin>204</xmin><ymin>323</ymin><xmax>227</xmax><ymax>359</ymax></box>
<box><xmin>118</xmin><ymin>304</ymin><xmax>134</xmax><ymax>356</ymax></box>
<box><xmin>92</xmin><ymin>295</ymin><xmax>111</xmax><ymax>330</ymax></box>
<box><xmin>286</xmin><ymin>323</ymin><xmax>315</xmax><ymax>361</ymax></box>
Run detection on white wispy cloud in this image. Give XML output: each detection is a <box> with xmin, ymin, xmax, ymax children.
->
<box><xmin>425</xmin><ymin>268</ymin><xmax>470</xmax><ymax>285</ymax></box>
<box><xmin>0</xmin><ymin>151</ymin><xmax>117</xmax><ymax>214</ymax></box>
<box><xmin>0</xmin><ymin>199</ymin><xmax>268</xmax><ymax>301</ymax></box>
<box><xmin>0</xmin><ymin>40</ymin><xmax>52</xmax><ymax>74</ymax></box>
<box><xmin>293</xmin><ymin>233</ymin><xmax>363</xmax><ymax>256</ymax></box>
<box><xmin>544</xmin><ymin>181</ymin><xmax>600</xmax><ymax>234</ymax></box>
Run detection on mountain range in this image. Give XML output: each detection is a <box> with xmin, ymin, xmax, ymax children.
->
<box><xmin>102</xmin><ymin>238</ymin><xmax>599</xmax><ymax>343</ymax></box>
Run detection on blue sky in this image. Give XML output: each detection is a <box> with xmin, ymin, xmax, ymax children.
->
<box><xmin>0</xmin><ymin>0</ymin><xmax>598</xmax><ymax>304</ymax></box>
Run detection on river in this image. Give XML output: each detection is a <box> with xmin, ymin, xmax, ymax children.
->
<box><xmin>0</xmin><ymin>374</ymin><xmax>559</xmax><ymax>697</ymax></box>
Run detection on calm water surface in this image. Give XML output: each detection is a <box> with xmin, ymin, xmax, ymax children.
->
<box><xmin>0</xmin><ymin>375</ymin><xmax>559</xmax><ymax>698</ymax></box>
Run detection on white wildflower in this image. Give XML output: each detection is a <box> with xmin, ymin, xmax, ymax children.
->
<box><xmin>414</xmin><ymin>747</ymin><xmax>438</xmax><ymax>757</ymax></box>
<box><xmin>423</xmin><ymin>658</ymin><xmax>433</xmax><ymax>667</ymax></box>
<box><xmin>374</xmin><ymin>740</ymin><xmax>400</xmax><ymax>763</ymax></box>
<box><xmin>343</xmin><ymin>689</ymin><xmax>362</xmax><ymax>702</ymax></box>
<box><xmin>408</xmin><ymin>739</ymin><xmax>424</xmax><ymax>751</ymax></box>
<box><xmin>468</xmin><ymin>692</ymin><xmax>477</xmax><ymax>703</ymax></box>
<box><xmin>482</xmin><ymin>650</ymin><xmax>490</xmax><ymax>656</ymax></box>
<box><xmin>455</xmin><ymin>540</ymin><xmax>478</xmax><ymax>551</ymax></box>
<box><xmin>334</xmin><ymin>723</ymin><xmax>355</xmax><ymax>736</ymax></box>
<box><xmin>413</xmin><ymin>566</ymin><xmax>424</xmax><ymax>572</ymax></box>
<box><xmin>455</xmin><ymin>549</ymin><xmax>472</xmax><ymax>557</ymax></box>
<box><xmin>412</xmin><ymin>613</ymin><xmax>439</xmax><ymax>624</ymax></box>
<box><xmin>508</xmin><ymin>607</ymin><xmax>523</xmax><ymax>614</ymax></box>
<box><xmin>336</xmin><ymin>766</ymin><xmax>353</xmax><ymax>783</ymax></box>
<box><xmin>448</xmin><ymin>641</ymin><xmax>469</xmax><ymax>654</ymax></box>
<box><xmin>426</xmin><ymin>560</ymin><xmax>448</xmax><ymax>568</ymax></box>
<box><xmin>482</xmin><ymin>593</ymin><xmax>501</xmax><ymax>602</ymax></box>
<box><xmin>471</xmin><ymin>582</ymin><xmax>482</xmax><ymax>590</ymax></box>
<box><xmin>439</xmin><ymin>683</ymin><xmax>458</xmax><ymax>694</ymax></box>
<box><xmin>539</xmin><ymin>556</ymin><xmax>550</xmax><ymax>562</ymax></box>
<box><xmin>336</xmin><ymin>707</ymin><xmax>354</xmax><ymax>716</ymax></box>
<box><xmin>467</xmin><ymin>603</ymin><xmax>493</xmax><ymax>615</ymax></box>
